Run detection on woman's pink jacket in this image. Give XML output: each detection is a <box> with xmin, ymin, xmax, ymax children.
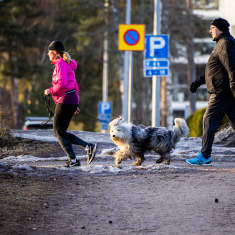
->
<box><xmin>49</xmin><ymin>58</ymin><xmax>80</xmax><ymax>104</ymax></box>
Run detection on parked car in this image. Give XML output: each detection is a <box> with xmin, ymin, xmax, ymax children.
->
<box><xmin>22</xmin><ymin>117</ymin><xmax>53</xmax><ymax>130</ymax></box>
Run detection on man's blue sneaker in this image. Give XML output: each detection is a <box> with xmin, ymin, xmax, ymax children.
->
<box><xmin>186</xmin><ymin>152</ymin><xmax>212</xmax><ymax>165</ymax></box>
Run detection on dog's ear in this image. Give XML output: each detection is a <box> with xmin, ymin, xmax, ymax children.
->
<box><xmin>109</xmin><ymin>116</ymin><xmax>125</xmax><ymax>127</ymax></box>
<box><xmin>109</xmin><ymin>119</ymin><xmax>114</xmax><ymax>126</ymax></box>
<box><xmin>109</xmin><ymin>117</ymin><xmax>119</xmax><ymax>127</ymax></box>
<box><xmin>118</xmin><ymin>116</ymin><xmax>125</xmax><ymax>123</ymax></box>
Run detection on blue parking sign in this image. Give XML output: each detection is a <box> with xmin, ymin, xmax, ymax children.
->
<box><xmin>98</xmin><ymin>101</ymin><xmax>112</xmax><ymax>124</ymax></box>
<box><xmin>144</xmin><ymin>34</ymin><xmax>169</xmax><ymax>77</ymax></box>
<box><xmin>145</xmin><ymin>35</ymin><xmax>169</xmax><ymax>59</ymax></box>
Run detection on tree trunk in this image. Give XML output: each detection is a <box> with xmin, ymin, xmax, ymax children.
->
<box><xmin>186</xmin><ymin>38</ymin><xmax>196</xmax><ymax>113</ymax></box>
<box><xmin>161</xmin><ymin>0</ymin><xmax>173</xmax><ymax>127</ymax></box>
<box><xmin>8</xmin><ymin>49</ymin><xmax>20</xmax><ymax>128</ymax></box>
<box><xmin>132</xmin><ymin>0</ymin><xmax>152</xmax><ymax>126</ymax></box>
<box><xmin>9</xmin><ymin>76</ymin><xmax>20</xmax><ymax>128</ymax></box>
<box><xmin>110</xmin><ymin>0</ymin><xmax>123</xmax><ymax>116</ymax></box>
<box><xmin>160</xmin><ymin>76</ymin><xmax>167</xmax><ymax>126</ymax></box>
<box><xmin>186</xmin><ymin>0</ymin><xmax>196</xmax><ymax>113</ymax></box>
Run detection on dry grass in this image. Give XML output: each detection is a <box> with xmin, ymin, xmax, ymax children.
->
<box><xmin>0</xmin><ymin>126</ymin><xmax>64</xmax><ymax>159</ymax></box>
<box><xmin>0</xmin><ymin>125</ymin><xmax>16</xmax><ymax>148</ymax></box>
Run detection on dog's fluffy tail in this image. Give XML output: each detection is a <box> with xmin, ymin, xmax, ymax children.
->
<box><xmin>172</xmin><ymin>118</ymin><xmax>189</xmax><ymax>144</ymax></box>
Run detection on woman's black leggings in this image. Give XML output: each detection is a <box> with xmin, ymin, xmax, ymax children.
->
<box><xmin>53</xmin><ymin>103</ymin><xmax>88</xmax><ymax>160</ymax></box>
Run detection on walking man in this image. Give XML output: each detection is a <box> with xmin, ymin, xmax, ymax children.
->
<box><xmin>186</xmin><ymin>18</ymin><xmax>235</xmax><ymax>165</ymax></box>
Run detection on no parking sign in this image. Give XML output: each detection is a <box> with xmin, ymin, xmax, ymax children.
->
<box><xmin>118</xmin><ymin>24</ymin><xmax>145</xmax><ymax>51</ymax></box>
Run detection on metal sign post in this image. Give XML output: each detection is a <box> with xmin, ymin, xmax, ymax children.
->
<box><xmin>152</xmin><ymin>0</ymin><xmax>161</xmax><ymax>127</ymax></box>
<box><xmin>119</xmin><ymin>23</ymin><xmax>145</xmax><ymax>123</ymax></box>
<box><xmin>123</xmin><ymin>0</ymin><xmax>131</xmax><ymax>122</ymax></box>
<box><xmin>119</xmin><ymin>0</ymin><xmax>145</xmax><ymax>123</ymax></box>
<box><xmin>128</xmin><ymin>51</ymin><xmax>133</xmax><ymax>122</ymax></box>
<box><xmin>102</xmin><ymin>0</ymin><xmax>109</xmax><ymax>103</ymax></box>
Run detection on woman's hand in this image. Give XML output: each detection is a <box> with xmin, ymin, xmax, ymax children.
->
<box><xmin>74</xmin><ymin>106</ymin><xmax>80</xmax><ymax>115</ymax></box>
<box><xmin>44</xmin><ymin>89</ymin><xmax>50</xmax><ymax>96</ymax></box>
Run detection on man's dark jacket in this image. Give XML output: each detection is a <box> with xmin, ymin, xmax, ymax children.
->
<box><xmin>196</xmin><ymin>32</ymin><xmax>235</xmax><ymax>97</ymax></box>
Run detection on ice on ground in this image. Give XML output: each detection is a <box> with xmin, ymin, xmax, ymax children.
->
<box><xmin>11</xmin><ymin>130</ymin><xmax>112</xmax><ymax>143</ymax></box>
<box><xmin>100</xmin><ymin>147</ymin><xmax>118</xmax><ymax>156</ymax></box>
<box><xmin>59</xmin><ymin>163</ymin><xmax>174</xmax><ymax>175</ymax></box>
<box><xmin>2</xmin><ymin>155</ymin><xmax>67</xmax><ymax>163</ymax></box>
<box><xmin>1</xmin><ymin>154</ymin><xmax>116</xmax><ymax>165</ymax></box>
<box><xmin>4</xmin><ymin>131</ymin><xmax>235</xmax><ymax>176</ymax></box>
<box><xmin>1</xmin><ymin>154</ymin><xmax>178</xmax><ymax>175</ymax></box>
<box><xmin>12</xmin><ymin>164</ymin><xmax>33</xmax><ymax>171</ymax></box>
<box><xmin>12</xmin><ymin>133</ymin><xmax>57</xmax><ymax>142</ymax></box>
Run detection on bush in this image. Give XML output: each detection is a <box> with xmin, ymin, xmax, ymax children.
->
<box><xmin>186</xmin><ymin>107</ymin><xmax>230</xmax><ymax>137</ymax></box>
<box><xmin>0</xmin><ymin>125</ymin><xmax>15</xmax><ymax>147</ymax></box>
<box><xmin>186</xmin><ymin>108</ymin><xmax>206</xmax><ymax>137</ymax></box>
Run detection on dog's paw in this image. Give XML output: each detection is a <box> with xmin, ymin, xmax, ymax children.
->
<box><xmin>156</xmin><ymin>157</ymin><xmax>164</xmax><ymax>164</ymax></box>
<box><xmin>116</xmin><ymin>165</ymin><xmax>122</xmax><ymax>169</ymax></box>
<box><xmin>162</xmin><ymin>159</ymin><xmax>170</xmax><ymax>165</ymax></box>
<box><xmin>133</xmin><ymin>161</ymin><xmax>142</xmax><ymax>166</ymax></box>
<box><xmin>115</xmin><ymin>159</ymin><xmax>122</xmax><ymax>166</ymax></box>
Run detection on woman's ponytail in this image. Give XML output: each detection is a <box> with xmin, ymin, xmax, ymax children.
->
<box><xmin>62</xmin><ymin>51</ymin><xmax>71</xmax><ymax>63</ymax></box>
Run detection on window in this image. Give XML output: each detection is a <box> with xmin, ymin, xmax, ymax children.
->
<box><xmin>192</xmin><ymin>0</ymin><xmax>219</xmax><ymax>9</ymax></box>
<box><xmin>194</xmin><ymin>41</ymin><xmax>215</xmax><ymax>56</ymax></box>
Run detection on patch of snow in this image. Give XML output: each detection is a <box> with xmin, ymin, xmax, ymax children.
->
<box><xmin>12</xmin><ymin>164</ymin><xmax>33</xmax><ymax>171</ymax></box>
<box><xmin>1</xmin><ymin>155</ymin><xmax>69</xmax><ymax>164</ymax></box>
<box><xmin>100</xmin><ymin>147</ymin><xmax>118</xmax><ymax>156</ymax></box>
<box><xmin>12</xmin><ymin>133</ymin><xmax>57</xmax><ymax>142</ymax></box>
<box><xmin>0</xmin><ymin>161</ymin><xmax>8</xmax><ymax>173</ymax></box>
<box><xmin>58</xmin><ymin>163</ymin><xmax>178</xmax><ymax>175</ymax></box>
<box><xmin>0</xmin><ymin>160</ymin><xmax>8</xmax><ymax>167</ymax></box>
<box><xmin>11</xmin><ymin>130</ymin><xmax>112</xmax><ymax>144</ymax></box>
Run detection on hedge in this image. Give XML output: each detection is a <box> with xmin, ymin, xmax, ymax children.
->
<box><xmin>186</xmin><ymin>108</ymin><xmax>206</xmax><ymax>137</ymax></box>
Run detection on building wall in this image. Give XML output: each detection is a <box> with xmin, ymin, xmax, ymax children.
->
<box><xmin>220</xmin><ymin>0</ymin><xmax>235</xmax><ymax>36</ymax></box>
<box><xmin>193</xmin><ymin>0</ymin><xmax>235</xmax><ymax>36</ymax></box>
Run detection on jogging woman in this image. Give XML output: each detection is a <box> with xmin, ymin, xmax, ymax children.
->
<box><xmin>44</xmin><ymin>40</ymin><xmax>96</xmax><ymax>167</ymax></box>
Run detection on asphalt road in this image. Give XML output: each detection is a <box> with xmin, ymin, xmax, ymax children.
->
<box><xmin>3</xmin><ymin>129</ymin><xmax>235</xmax><ymax>235</ymax></box>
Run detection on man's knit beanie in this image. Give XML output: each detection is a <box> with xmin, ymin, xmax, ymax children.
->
<box><xmin>48</xmin><ymin>40</ymin><xmax>65</xmax><ymax>52</ymax></box>
<box><xmin>211</xmin><ymin>18</ymin><xmax>230</xmax><ymax>32</ymax></box>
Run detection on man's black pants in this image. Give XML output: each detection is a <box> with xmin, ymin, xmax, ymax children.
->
<box><xmin>53</xmin><ymin>103</ymin><xmax>88</xmax><ymax>160</ymax></box>
<box><xmin>202</xmin><ymin>93</ymin><xmax>235</xmax><ymax>158</ymax></box>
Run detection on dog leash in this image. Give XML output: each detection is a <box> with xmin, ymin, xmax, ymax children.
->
<box><xmin>41</xmin><ymin>92</ymin><xmax>111</xmax><ymax>126</ymax></box>
<box><xmin>41</xmin><ymin>95</ymin><xmax>54</xmax><ymax>126</ymax></box>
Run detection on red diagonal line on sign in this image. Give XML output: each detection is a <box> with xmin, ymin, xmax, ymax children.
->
<box><xmin>127</xmin><ymin>31</ymin><xmax>138</xmax><ymax>44</ymax></box>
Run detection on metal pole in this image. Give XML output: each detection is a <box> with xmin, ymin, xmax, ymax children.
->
<box><xmin>123</xmin><ymin>0</ymin><xmax>131</xmax><ymax>122</ymax></box>
<box><xmin>152</xmin><ymin>0</ymin><xmax>161</xmax><ymax>127</ymax></box>
<box><xmin>128</xmin><ymin>51</ymin><xmax>133</xmax><ymax>122</ymax></box>
<box><xmin>102</xmin><ymin>0</ymin><xmax>109</xmax><ymax>102</ymax></box>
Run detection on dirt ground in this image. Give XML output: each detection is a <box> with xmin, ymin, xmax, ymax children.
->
<box><xmin>1</xmin><ymin>138</ymin><xmax>235</xmax><ymax>235</ymax></box>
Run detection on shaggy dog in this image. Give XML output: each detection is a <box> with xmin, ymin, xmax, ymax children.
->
<box><xmin>108</xmin><ymin>117</ymin><xmax>189</xmax><ymax>166</ymax></box>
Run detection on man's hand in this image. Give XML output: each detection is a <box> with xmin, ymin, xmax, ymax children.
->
<box><xmin>44</xmin><ymin>89</ymin><xmax>50</xmax><ymax>96</ymax></box>
<box><xmin>190</xmin><ymin>82</ymin><xmax>199</xmax><ymax>93</ymax></box>
<box><xmin>190</xmin><ymin>76</ymin><xmax>205</xmax><ymax>93</ymax></box>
